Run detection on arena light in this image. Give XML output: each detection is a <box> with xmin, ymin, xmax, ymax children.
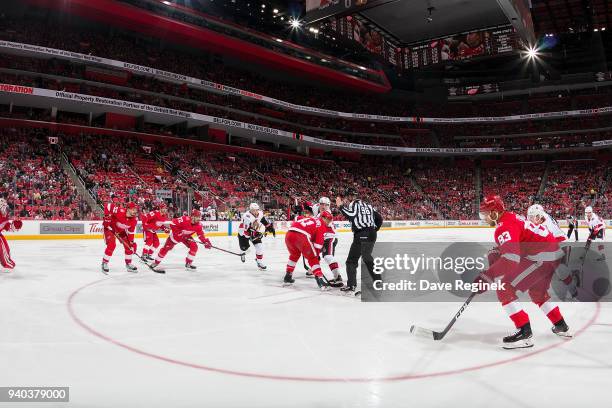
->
<box><xmin>525</xmin><ymin>46</ymin><xmax>539</xmax><ymax>60</ymax></box>
<box><xmin>273</xmin><ymin>8</ymin><xmax>278</xmax><ymax>14</ymax></box>
<box><xmin>527</xmin><ymin>48</ymin><xmax>537</xmax><ymax>58</ymax></box>
<box><xmin>289</xmin><ymin>18</ymin><xmax>301</xmax><ymax>29</ymax></box>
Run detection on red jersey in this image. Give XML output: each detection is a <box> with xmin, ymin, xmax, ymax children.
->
<box><xmin>494</xmin><ymin>212</ymin><xmax>562</xmax><ymax>263</ymax></box>
<box><xmin>103</xmin><ymin>202</ymin><xmax>119</xmax><ymax>229</ymax></box>
<box><xmin>169</xmin><ymin>216</ymin><xmax>206</xmax><ymax>242</ymax></box>
<box><xmin>142</xmin><ymin>210</ymin><xmax>168</xmax><ymax>231</ymax></box>
<box><xmin>0</xmin><ymin>213</ymin><xmax>10</xmax><ymax>232</ymax></box>
<box><xmin>289</xmin><ymin>217</ymin><xmax>326</xmax><ymax>251</ymax></box>
<box><xmin>110</xmin><ymin>208</ymin><xmax>137</xmax><ymax>237</ymax></box>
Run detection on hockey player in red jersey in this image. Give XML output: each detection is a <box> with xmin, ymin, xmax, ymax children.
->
<box><xmin>151</xmin><ymin>209</ymin><xmax>212</xmax><ymax>271</ymax></box>
<box><xmin>312</xmin><ymin>197</ymin><xmax>342</xmax><ymax>284</ymax></box>
<box><xmin>141</xmin><ymin>202</ymin><xmax>169</xmax><ymax>261</ymax></box>
<box><xmin>283</xmin><ymin>210</ymin><xmax>335</xmax><ymax>290</ymax></box>
<box><xmin>0</xmin><ymin>198</ymin><xmax>22</xmax><ymax>271</ymax></box>
<box><xmin>101</xmin><ymin>201</ymin><xmax>139</xmax><ymax>273</ymax></box>
<box><xmin>478</xmin><ymin>195</ymin><xmax>571</xmax><ymax>349</ymax></box>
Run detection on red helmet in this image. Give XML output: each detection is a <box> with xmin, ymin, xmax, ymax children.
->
<box><xmin>191</xmin><ymin>209</ymin><xmax>202</xmax><ymax>218</ymax></box>
<box><xmin>320</xmin><ymin>210</ymin><xmax>333</xmax><ymax>219</ymax></box>
<box><xmin>158</xmin><ymin>202</ymin><xmax>167</xmax><ymax>209</ymax></box>
<box><xmin>480</xmin><ymin>195</ymin><xmax>505</xmax><ymax>213</ymax></box>
<box><xmin>126</xmin><ymin>202</ymin><xmax>137</xmax><ymax>210</ymax></box>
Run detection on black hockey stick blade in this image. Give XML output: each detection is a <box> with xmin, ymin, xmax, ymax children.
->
<box><xmin>321</xmin><ymin>274</ymin><xmax>343</xmax><ymax>288</ymax></box>
<box><xmin>148</xmin><ymin>265</ymin><xmax>166</xmax><ymax>274</ymax></box>
<box><xmin>410</xmin><ymin>292</ymin><xmax>477</xmax><ymax>341</ymax></box>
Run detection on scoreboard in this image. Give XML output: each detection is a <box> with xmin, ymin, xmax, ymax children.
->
<box><xmin>324</xmin><ymin>17</ymin><xmax>519</xmax><ymax>71</ymax></box>
<box><xmin>402</xmin><ymin>27</ymin><xmax>519</xmax><ymax>70</ymax></box>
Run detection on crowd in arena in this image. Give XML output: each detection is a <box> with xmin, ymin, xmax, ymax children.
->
<box><xmin>0</xmin><ymin>127</ymin><xmax>94</xmax><ymax>220</ymax></box>
<box><xmin>0</xmin><ymin>122</ymin><xmax>609</xmax><ymax>223</ymax></box>
<box><xmin>1</xmin><ymin>18</ymin><xmax>612</xmax><ymax>151</ymax></box>
<box><xmin>0</xmin><ymin>16</ymin><xmax>611</xmax><ymax>224</ymax></box>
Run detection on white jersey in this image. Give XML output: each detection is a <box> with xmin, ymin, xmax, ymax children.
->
<box><xmin>586</xmin><ymin>213</ymin><xmax>605</xmax><ymax>239</ymax></box>
<box><xmin>312</xmin><ymin>203</ymin><xmax>336</xmax><ymax>240</ymax></box>
<box><xmin>238</xmin><ymin>211</ymin><xmax>265</xmax><ymax>237</ymax></box>
<box><xmin>543</xmin><ymin>212</ymin><xmax>566</xmax><ymax>242</ymax></box>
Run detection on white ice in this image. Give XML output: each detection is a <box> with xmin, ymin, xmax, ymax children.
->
<box><xmin>0</xmin><ymin>229</ymin><xmax>610</xmax><ymax>408</ymax></box>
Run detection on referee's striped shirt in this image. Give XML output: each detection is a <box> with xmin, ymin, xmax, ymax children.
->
<box><xmin>339</xmin><ymin>200</ymin><xmax>379</xmax><ymax>231</ymax></box>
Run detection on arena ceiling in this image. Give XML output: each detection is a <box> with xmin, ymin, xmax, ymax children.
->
<box><xmin>357</xmin><ymin>0</ymin><xmax>511</xmax><ymax>44</ymax></box>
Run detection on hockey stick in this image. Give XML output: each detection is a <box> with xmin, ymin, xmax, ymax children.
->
<box><xmin>113</xmin><ymin>231</ymin><xmax>165</xmax><ymax>274</ymax></box>
<box><xmin>198</xmin><ymin>241</ymin><xmax>246</xmax><ymax>262</ymax></box>
<box><xmin>576</xmin><ymin>239</ymin><xmax>593</xmax><ymax>287</ymax></box>
<box><xmin>410</xmin><ymin>291</ymin><xmax>477</xmax><ymax>341</ymax></box>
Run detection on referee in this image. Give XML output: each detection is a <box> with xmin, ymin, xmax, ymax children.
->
<box><xmin>567</xmin><ymin>214</ymin><xmax>578</xmax><ymax>241</ymax></box>
<box><xmin>336</xmin><ymin>192</ymin><xmax>383</xmax><ymax>294</ymax></box>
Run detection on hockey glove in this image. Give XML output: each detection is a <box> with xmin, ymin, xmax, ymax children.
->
<box><xmin>200</xmin><ymin>237</ymin><xmax>212</xmax><ymax>249</ymax></box>
<box><xmin>265</xmin><ymin>223</ymin><xmax>276</xmax><ymax>237</ymax></box>
<box><xmin>12</xmin><ymin>220</ymin><xmax>23</xmax><ymax>231</ymax></box>
<box><xmin>473</xmin><ymin>273</ymin><xmax>493</xmax><ymax>295</ymax></box>
<box><xmin>486</xmin><ymin>246</ymin><xmax>501</xmax><ymax>266</ymax></box>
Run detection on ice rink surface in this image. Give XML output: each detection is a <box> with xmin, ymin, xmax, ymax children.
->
<box><xmin>0</xmin><ymin>228</ymin><xmax>610</xmax><ymax>408</ymax></box>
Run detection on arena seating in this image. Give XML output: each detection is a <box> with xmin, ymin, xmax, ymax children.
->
<box><xmin>481</xmin><ymin>163</ymin><xmax>546</xmax><ymax>215</ymax></box>
<box><xmin>1</xmin><ymin>18</ymin><xmax>612</xmax><ymax>221</ymax></box>
<box><xmin>62</xmin><ymin>133</ymin><xmax>184</xmax><ymax>212</ymax></box>
<box><xmin>540</xmin><ymin>161</ymin><xmax>608</xmax><ymax>219</ymax></box>
<box><xmin>0</xmin><ymin>122</ymin><xmax>610</xmax><ymax>221</ymax></box>
<box><xmin>2</xmin><ymin>64</ymin><xmax>610</xmax><ymax>151</ymax></box>
<box><xmin>2</xmin><ymin>18</ymin><xmax>611</xmax><ymax>122</ymax></box>
<box><xmin>411</xmin><ymin>164</ymin><xmax>477</xmax><ymax>219</ymax></box>
<box><xmin>0</xmin><ymin>127</ymin><xmax>94</xmax><ymax>220</ymax></box>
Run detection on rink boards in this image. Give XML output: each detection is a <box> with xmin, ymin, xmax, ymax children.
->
<box><xmin>4</xmin><ymin>219</ymin><xmax>610</xmax><ymax>240</ymax></box>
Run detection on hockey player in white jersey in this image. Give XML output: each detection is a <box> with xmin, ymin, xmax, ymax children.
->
<box><xmin>237</xmin><ymin>203</ymin><xmax>275</xmax><ymax>270</ymax></box>
<box><xmin>527</xmin><ymin>204</ymin><xmax>566</xmax><ymax>242</ymax></box>
<box><xmin>311</xmin><ymin>197</ymin><xmax>342</xmax><ymax>284</ymax></box>
<box><xmin>585</xmin><ymin>206</ymin><xmax>606</xmax><ymax>261</ymax></box>
<box><xmin>527</xmin><ymin>204</ymin><xmax>577</xmax><ymax>299</ymax></box>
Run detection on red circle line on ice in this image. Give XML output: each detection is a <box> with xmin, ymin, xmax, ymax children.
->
<box><xmin>67</xmin><ymin>278</ymin><xmax>601</xmax><ymax>383</ymax></box>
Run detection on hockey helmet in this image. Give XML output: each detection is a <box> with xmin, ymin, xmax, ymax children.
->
<box><xmin>527</xmin><ymin>204</ymin><xmax>545</xmax><ymax>222</ymax></box>
<box><xmin>319</xmin><ymin>197</ymin><xmax>331</xmax><ymax>205</ymax></box>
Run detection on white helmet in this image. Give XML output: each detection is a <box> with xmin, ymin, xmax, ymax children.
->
<box><xmin>319</xmin><ymin>197</ymin><xmax>331</xmax><ymax>205</ymax></box>
<box><xmin>0</xmin><ymin>198</ymin><xmax>7</xmax><ymax>215</ymax></box>
<box><xmin>585</xmin><ymin>206</ymin><xmax>593</xmax><ymax>214</ymax></box>
<box><xmin>527</xmin><ymin>204</ymin><xmax>545</xmax><ymax>222</ymax></box>
<box><xmin>249</xmin><ymin>203</ymin><xmax>260</xmax><ymax>212</ymax></box>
